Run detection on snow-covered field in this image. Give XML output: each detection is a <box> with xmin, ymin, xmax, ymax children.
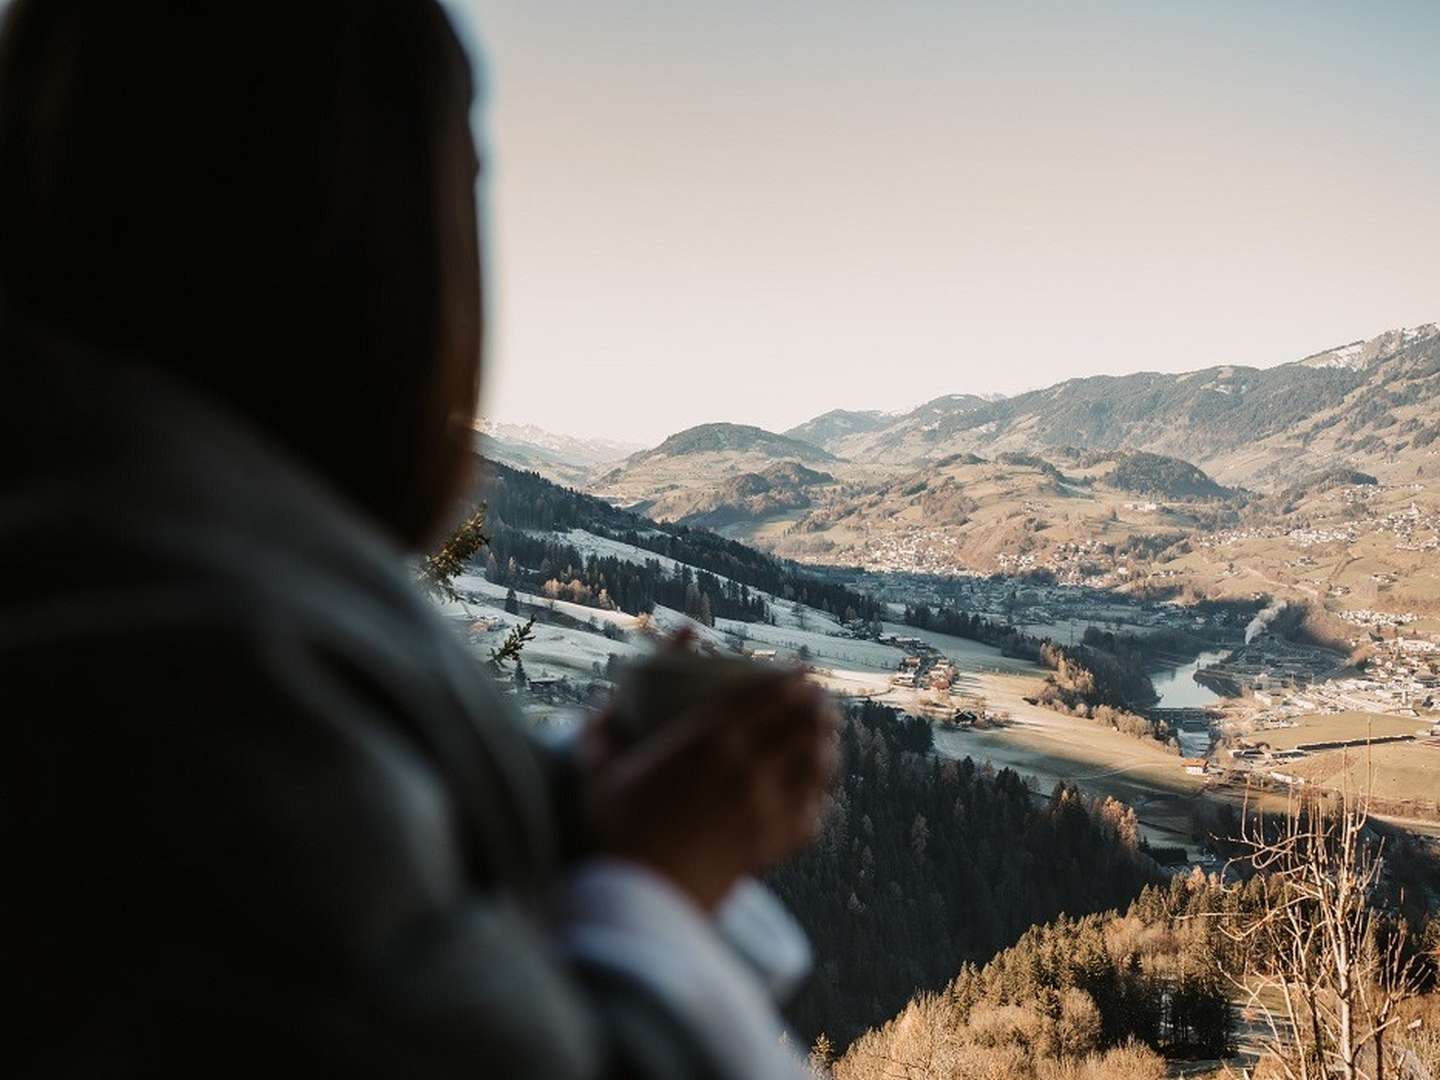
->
<box><xmin>715</xmin><ymin>617</ymin><xmax>902</xmax><ymax>673</ymax></box>
<box><xmin>549</xmin><ymin>529</ymin><xmax>701</xmax><ymax>580</ymax></box>
<box><xmin>437</xmin><ymin>532</ymin><xmax>1036</xmax><ymax>716</ymax></box>
<box><xmin>880</xmin><ymin>622</ymin><xmax>1039</xmax><ymax>675</ymax></box>
<box><xmin>445</xmin><ymin>571</ymin><xmax>746</xmax><ymax>681</ymax></box>
<box><xmin>438</xmin><ymin>574</ymin><xmax>645</xmax><ymax>682</ymax></box>
<box><xmin>451</xmin><ymin>572</ymin><xmax>638</xmax><ymax>630</ymax></box>
<box><xmin>442</xmin><ymin>558</ymin><xmax>904</xmax><ymax>694</ymax></box>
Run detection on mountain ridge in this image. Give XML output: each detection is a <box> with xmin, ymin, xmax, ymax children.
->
<box><xmin>627</xmin><ymin>421</ymin><xmax>838</xmax><ymax>465</ymax></box>
<box><xmin>784</xmin><ymin>320</ymin><xmax>1440</xmax><ymax>487</ymax></box>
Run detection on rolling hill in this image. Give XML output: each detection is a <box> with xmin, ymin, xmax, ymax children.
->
<box><xmin>1092</xmin><ymin>451</ymin><xmax>1234</xmax><ymax>502</ymax></box>
<box><xmin>622</xmin><ymin>421</ymin><xmax>837</xmax><ymax>465</ymax></box>
<box><xmin>782</xmin><ymin>408</ymin><xmax>891</xmax><ymax>452</ymax></box>
<box><xmin>556</xmin><ymin>320</ymin><xmax>1440</xmax><ymax>607</ymax></box>
<box><xmin>758</xmin><ymin>450</ymin><xmax>1241</xmax><ymax>580</ymax></box>
<box><xmin>812</xmin><ymin>393</ymin><xmax>1000</xmax><ymax>460</ymax></box>
<box><xmin>589</xmin><ymin>422</ymin><xmax>851</xmax><ymax>518</ymax></box>
<box><xmin>639</xmin><ymin>461</ymin><xmax>837</xmax><ymax>527</ymax></box>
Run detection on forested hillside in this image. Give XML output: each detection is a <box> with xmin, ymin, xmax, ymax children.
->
<box><xmin>626</xmin><ymin>422</ymin><xmax>836</xmax><ymax>464</ymax></box>
<box><xmin>828</xmin><ymin>823</ymin><xmax>1440</xmax><ymax>1080</ymax></box>
<box><xmin>1098</xmin><ymin>451</ymin><xmax>1234</xmax><ymax>501</ymax></box>
<box><xmin>474</xmin><ymin>458</ymin><xmax>883</xmax><ymax>625</ymax></box>
<box><xmin>771</xmin><ymin>702</ymin><xmax>1159</xmax><ymax>1050</ymax></box>
<box><xmin>827</xmin><ymin>874</ymin><xmax>1233</xmax><ymax>1079</ymax></box>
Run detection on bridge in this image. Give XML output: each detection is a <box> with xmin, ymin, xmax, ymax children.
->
<box><xmin>1144</xmin><ymin>707</ymin><xmax>1218</xmax><ymax>732</ymax></box>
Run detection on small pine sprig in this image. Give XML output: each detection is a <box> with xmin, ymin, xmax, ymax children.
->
<box><xmin>490</xmin><ymin>617</ymin><xmax>536</xmax><ymax>669</ymax></box>
<box><xmin>419</xmin><ymin>503</ymin><xmax>534</xmax><ymax>672</ymax></box>
<box><xmin>419</xmin><ymin>504</ymin><xmax>490</xmax><ymax>601</ymax></box>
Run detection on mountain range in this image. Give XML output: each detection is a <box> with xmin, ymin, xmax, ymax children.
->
<box><xmin>586</xmin><ymin>320</ymin><xmax>1439</xmax><ymax>501</ymax></box>
<box><xmin>782</xmin><ymin>323</ymin><xmax>1440</xmax><ymax>488</ymax></box>
<box><xmin>482</xmin><ymin>320</ymin><xmax>1439</xmax><ymax>584</ymax></box>
<box><xmin>473</xmin><ymin>420</ymin><xmax>643</xmax><ymax>487</ymax></box>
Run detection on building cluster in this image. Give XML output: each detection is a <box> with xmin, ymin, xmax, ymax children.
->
<box><xmin>1201</xmin><ymin>635</ymin><xmax>1345</xmax><ymax>699</ymax></box>
<box><xmin>861</xmin><ymin>529</ymin><xmax>975</xmax><ymax>577</ymax></box>
<box><xmin>1338</xmin><ymin>484</ymin><xmax>1380</xmax><ymax>507</ymax></box>
<box><xmin>1339</xmin><ymin>608</ymin><xmax>1419</xmax><ymax>629</ymax></box>
<box><xmin>1374</xmin><ymin>501</ymin><xmax>1440</xmax><ymax>552</ymax></box>
<box><xmin>1287</xmin><ymin>525</ymin><xmax>1360</xmax><ymax>548</ymax></box>
<box><xmin>997</xmin><ymin>539</ymin><xmax>1137</xmax><ymax>590</ymax></box>
<box><xmin>860</xmin><ymin>527</ymin><xmax>1140</xmax><ymax>589</ymax></box>
<box><xmin>880</xmin><ymin>636</ymin><xmax>962</xmax><ymax>694</ymax></box>
<box><xmin>1199</xmin><ymin>522</ymin><xmax>1359</xmax><ymax>549</ymax></box>
<box><xmin>1236</xmin><ymin>636</ymin><xmax>1439</xmax><ymax>719</ymax></box>
<box><xmin>1198</xmin><ymin>524</ymin><xmax>1287</xmax><ymax>548</ymax></box>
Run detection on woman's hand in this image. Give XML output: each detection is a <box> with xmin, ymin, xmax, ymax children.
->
<box><xmin>579</xmin><ymin>671</ymin><xmax>839</xmax><ymax>911</ymax></box>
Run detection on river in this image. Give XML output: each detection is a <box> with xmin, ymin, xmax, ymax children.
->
<box><xmin>1150</xmin><ymin>649</ymin><xmax>1231</xmax><ymax>756</ymax></box>
<box><xmin>1151</xmin><ymin>649</ymin><xmax>1231</xmax><ymax>709</ymax></box>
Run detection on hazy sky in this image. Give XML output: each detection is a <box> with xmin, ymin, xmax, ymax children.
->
<box><xmin>458</xmin><ymin>1</ymin><xmax>1440</xmax><ymax>444</ymax></box>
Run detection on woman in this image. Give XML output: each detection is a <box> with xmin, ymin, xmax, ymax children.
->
<box><xmin>0</xmin><ymin>2</ymin><xmax>835</xmax><ymax>1077</ymax></box>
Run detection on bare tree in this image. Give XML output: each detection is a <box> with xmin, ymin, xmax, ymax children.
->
<box><xmin>1219</xmin><ymin>787</ymin><xmax>1422</xmax><ymax>1080</ymax></box>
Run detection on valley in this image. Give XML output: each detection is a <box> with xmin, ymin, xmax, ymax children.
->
<box><xmin>440</xmin><ymin>416</ymin><xmax>1440</xmax><ymax>1069</ymax></box>
<box><xmin>462</xmin><ymin>318</ymin><xmax>1440</xmax><ymax>862</ymax></box>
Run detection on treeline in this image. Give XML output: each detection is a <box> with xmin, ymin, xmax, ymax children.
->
<box><xmin>827</xmin><ymin>872</ymin><xmax>1235</xmax><ymax>1079</ymax></box>
<box><xmin>480</xmin><ymin>532</ymin><xmax>769</xmax><ymax>624</ymax></box>
<box><xmin>770</xmin><ymin>701</ymin><xmax>1159</xmax><ymax>1051</ymax></box>
<box><xmin>474</xmin><ymin>459</ymin><xmax>884</xmax><ymax>625</ymax></box>
<box><xmin>901</xmin><ymin>603</ymin><xmax>1044</xmax><ymax>661</ymax></box>
<box><xmin>1033</xmin><ymin>639</ymin><xmax>1178</xmax><ymax>750</ymax></box>
<box><xmin>827</xmin><ymin>797</ymin><xmax>1440</xmax><ymax>1080</ymax></box>
<box><xmin>1043</xmin><ymin>628</ymin><xmax>1162</xmax><ymax>709</ymax></box>
<box><xmin>903</xmin><ymin>604</ymin><xmax>1161</xmax><ymax>704</ymax></box>
<box><xmin>1034</xmin><ymin>628</ymin><xmax>1211</xmax><ymax>748</ymax></box>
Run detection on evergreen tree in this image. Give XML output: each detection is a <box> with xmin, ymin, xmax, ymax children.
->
<box><xmin>770</xmin><ymin>701</ymin><xmax>1160</xmax><ymax>1050</ymax></box>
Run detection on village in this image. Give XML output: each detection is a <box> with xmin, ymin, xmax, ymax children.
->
<box><xmin>857</xmin><ymin>526</ymin><xmax>1150</xmax><ymax>589</ymax></box>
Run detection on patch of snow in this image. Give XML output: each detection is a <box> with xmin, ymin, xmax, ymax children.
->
<box><xmin>879</xmin><ymin>623</ymin><xmax>1040</xmax><ymax>675</ymax></box>
<box><xmin>716</xmin><ymin>618</ymin><xmax>902</xmax><ymax>672</ymax></box>
<box><xmin>436</xmin><ymin>583</ymin><xmax>648</xmax><ymax>682</ymax></box>
<box><xmin>768</xmin><ymin>599</ymin><xmax>848</xmax><ymax>635</ymax></box>
<box><xmin>648</xmin><ymin>605</ymin><xmax>732</xmax><ymax>650</ymax></box>
<box><xmin>548</xmin><ymin>529</ymin><xmax>697</xmax><ymax>579</ymax></box>
<box><xmin>1301</xmin><ymin>341</ymin><xmax>1367</xmax><ymax>370</ymax></box>
<box><xmin>452</xmin><ymin>573</ymin><xmax>638</xmax><ymax>629</ymax></box>
<box><xmin>1296</xmin><ymin>323</ymin><xmax>1440</xmax><ymax>372</ymax></box>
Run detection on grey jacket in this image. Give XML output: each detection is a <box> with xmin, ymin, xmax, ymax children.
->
<box><xmin>0</xmin><ymin>337</ymin><xmax>803</xmax><ymax>1079</ymax></box>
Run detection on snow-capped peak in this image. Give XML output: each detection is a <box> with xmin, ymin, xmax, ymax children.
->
<box><xmin>1296</xmin><ymin>323</ymin><xmax>1439</xmax><ymax>371</ymax></box>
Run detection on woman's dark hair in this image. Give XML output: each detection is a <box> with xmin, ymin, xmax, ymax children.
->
<box><xmin>0</xmin><ymin>0</ymin><xmax>482</xmax><ymax>546</ymax></box>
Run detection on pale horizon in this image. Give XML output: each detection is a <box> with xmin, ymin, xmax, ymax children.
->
<box><xmin>478</xmin><ymin>317</ymin><xmax>1439</xmax><ymax>447</ymax></box>
<box><xmin>460</xmin><ymin>1</ymin><xmax>1440</xmax><ymax>444</ymax></box>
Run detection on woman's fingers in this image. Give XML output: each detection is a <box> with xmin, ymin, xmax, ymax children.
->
<box><xmin>581</xmin><ymin>663</ymin><xmax>840</xmax><ymax>904</ymax></box>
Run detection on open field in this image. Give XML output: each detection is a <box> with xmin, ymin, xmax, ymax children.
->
<box><xmin>1295</xmin><ymin>740</ymin><xmax>1440</xmax><ymax>803</ymax></box>
<box><xmin>878</xmin><ymin>622</ymin><xmax>1039</xmax><ymax>674</ymax></box>
<box><xmin>921</xmin><ymin>668</ymin><xmax>1210</xmax><ymax>851</ymax></box>
<box><xmin>1242</xmin><ymin>711</ymin><xmax>1430</xmax><ymax>750</ymax></box>
<box><xmin>932</xmin><ymin>675</ymin><xmax>1203</xmax><ymax>797</ymax></box>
